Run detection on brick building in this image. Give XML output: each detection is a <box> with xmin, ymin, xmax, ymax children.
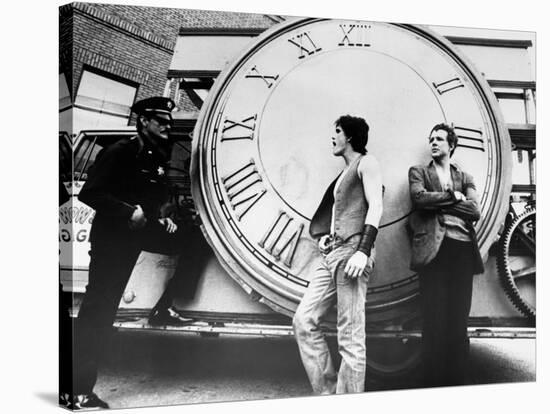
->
<box><xmin>59</xmin><ymin>2</ymin><xmax>284</xmax><ymax>134</ymax></box>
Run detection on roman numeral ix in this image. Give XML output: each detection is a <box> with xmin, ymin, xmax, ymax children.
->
<box><xmin>221</xmin><ymin>159</ymin><xmax>267</xmax><ymax>220</ymax></box>
<box><xmin>221</xmin><ymin>114</ymin><xmax>257</xmax><ymax>141</ymax></box>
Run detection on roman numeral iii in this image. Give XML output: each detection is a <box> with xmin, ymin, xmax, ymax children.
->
<box><xmin>454</xmin><ymin>126</ymin><xmax>485</xmax><ymax>152</ymax></box>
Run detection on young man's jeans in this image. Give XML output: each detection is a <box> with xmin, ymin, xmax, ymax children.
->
<box><xmin>293</xmin><ymin>235</ymin><xmax>373</xmax><ymax>394</ymax></box>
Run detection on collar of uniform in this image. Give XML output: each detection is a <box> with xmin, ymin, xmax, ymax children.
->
<box><xmin>134</xmin><ymin>134</ymin><xmax>170</xmax><ymax>162</ymax></box>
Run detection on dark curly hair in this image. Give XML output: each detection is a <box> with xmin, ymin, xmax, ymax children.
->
<box><xmin>430</xmin><ymin>123</ymin><xmax>458</xmax><ymax>157</ymax></box>
<box><xmin>335</xmin><ymin>115</ymin><xmax>369</xmax><ymax>155</ymax></box>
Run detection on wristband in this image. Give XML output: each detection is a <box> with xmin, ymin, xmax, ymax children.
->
<box><xmin>357</xmin><ymin>224</ymin><xmax>378</xmax><ymax>256</ymax></box>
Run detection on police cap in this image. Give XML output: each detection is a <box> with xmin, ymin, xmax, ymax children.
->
<box><xmin>131</xmin><ymin>96</ymin><xmax>176</xmax><ymax>121</ymax></box>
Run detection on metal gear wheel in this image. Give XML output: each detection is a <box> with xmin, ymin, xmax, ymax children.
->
<box><xmin>496</xmin><ymin>208</ymin><xmax>536</xmax><ymax>319</ymax></box>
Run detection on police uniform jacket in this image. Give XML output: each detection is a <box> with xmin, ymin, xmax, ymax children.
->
<box><xmin>78</xmin><ymin>135</ymin><xmax>170</xmax><ymax>244</ymax></box>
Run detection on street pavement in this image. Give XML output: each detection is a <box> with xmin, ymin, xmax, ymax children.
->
<box><xmin>92</xmin><ymin>331</ymin><xmax>536</xmax><ymax>410</ymax></box>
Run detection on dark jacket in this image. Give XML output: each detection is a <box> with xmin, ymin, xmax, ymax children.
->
<box><xmin>407</xmin><ymin>161</ymin><xmax>484</xmax><ymax>274</ymax></box>
<box><xmin>78</xmin><ymin>135</ymin><xmax>170</xmax><ymax>244</ymax></box>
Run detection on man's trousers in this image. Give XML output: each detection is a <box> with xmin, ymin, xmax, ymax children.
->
<box><xmin>293</xmin><ymin>235</ymin><xmax>372</xmax><ymax>394</ymax></box>
<box><xmin>419</xmin><ymin>237</ymin><xmax>475</xmax><ymax>387</ymax></box>
<box><xmin>72</xmin><ymin>223</ymin><xmax>207</xmax><ymax>395</ymax></box>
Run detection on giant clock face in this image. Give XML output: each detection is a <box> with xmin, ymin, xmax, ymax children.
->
<box><xmin>192</xmin><ymin>18</ymin><xmax>511</xmax><ymax>320</ymax></box>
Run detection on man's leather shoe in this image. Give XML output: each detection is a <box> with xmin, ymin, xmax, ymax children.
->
<box><xmin>73</xmin><ymin>393</ymin><xmax>110</xmax><ymax>410</ymax></box>
<box><xmin>149</xmin><ymin>306</ymin><xmax>194</xmax><ymax>326</ymax></box>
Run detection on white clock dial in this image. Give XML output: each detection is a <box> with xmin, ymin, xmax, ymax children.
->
<box><xmin>192</xmin><ymin>18</ymin><xmax>511</xmax><ymax>320</ymax></box>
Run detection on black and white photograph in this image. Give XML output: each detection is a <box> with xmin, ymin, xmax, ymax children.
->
<box><xmin>4</xmin><ymin>1</ymin><xmax>546</xmax><ymax>413</ymax></box>
<box><xmin>57</xmin><ymin>0</ymin><xmax>538</xmax><ymax>410</ymax></box>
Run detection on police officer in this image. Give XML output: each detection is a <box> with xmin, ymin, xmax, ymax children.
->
<box><xmin>70</xmin><ymin>96</ymin><xmax>195</xmax><ymax>409</ymax></box>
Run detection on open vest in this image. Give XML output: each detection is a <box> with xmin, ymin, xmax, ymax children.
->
<box><xmin>309</xmin><ymin>155</ymin><xmax>368</xmax><ymax>240</ymax></box>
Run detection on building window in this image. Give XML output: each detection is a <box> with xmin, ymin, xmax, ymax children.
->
<box><xmin>73</xmin><ymin>69</ymin><xmax>137</xmax><ymax>132</ymax></box>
